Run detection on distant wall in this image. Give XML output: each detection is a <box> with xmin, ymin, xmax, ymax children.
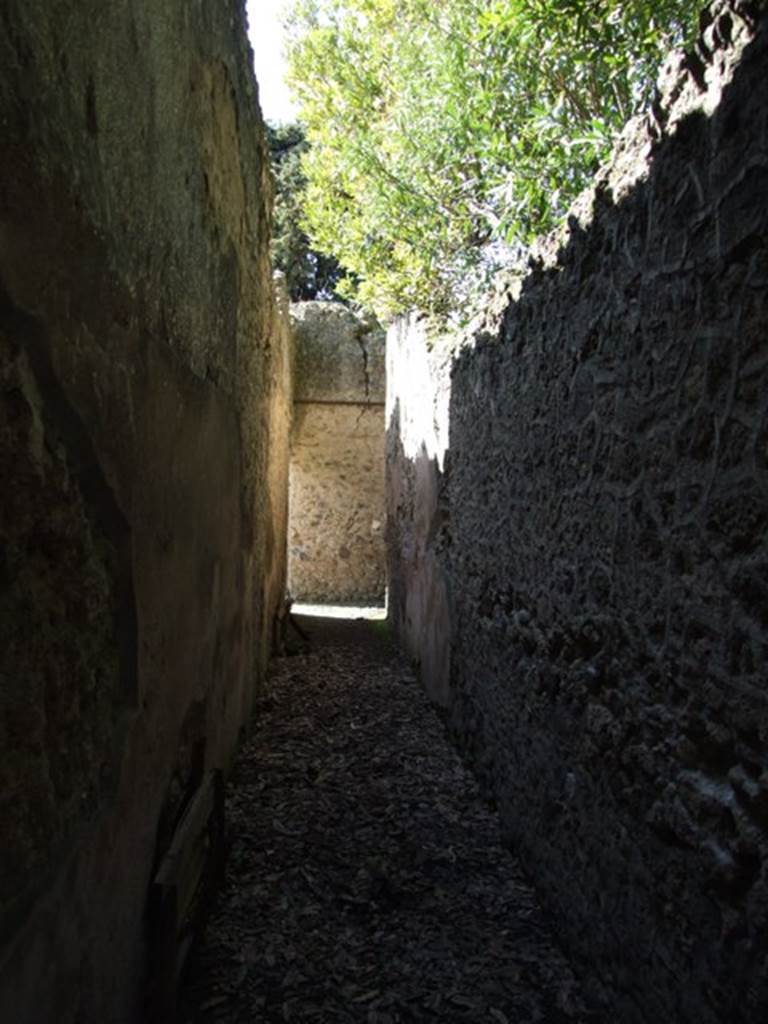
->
<box><xmin>0</xmin><ymin>2</ymin><xmax>289</xmax><ymax>1021</ymax></box>
<box><xmin>387</xmin><ymin>4</ymin><xmax>768</xmax><ymax>1022</ymax></box>
<box><xmin>290</xmin><ymin>302</ymin><xmax>385</xmax><ymax>605</ymax></box>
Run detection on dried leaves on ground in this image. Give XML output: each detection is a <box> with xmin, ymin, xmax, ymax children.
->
<box><xmin>179</xmin><ymin>618</ymin><xmax>595</xmax><ymax>1024</ymax></box>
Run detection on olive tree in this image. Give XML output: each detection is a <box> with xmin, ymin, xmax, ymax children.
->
<box><xmin>286</xmin><ymin>0</ymin><xmax>701</xmax><ymax>318</ymax></box>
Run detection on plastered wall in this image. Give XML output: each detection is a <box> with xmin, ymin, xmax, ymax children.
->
<box><xmin>0</xmin><ymin>3</ymin><xmax>291</xmax><ymax>1020</ymax></box>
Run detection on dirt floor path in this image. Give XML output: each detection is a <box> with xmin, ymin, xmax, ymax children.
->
<box><xmin>179</xmin><ymin>617</ymin><xmax>595</xmax><ymax>1024</ymax></box>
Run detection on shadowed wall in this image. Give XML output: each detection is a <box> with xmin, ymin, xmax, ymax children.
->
<box><xmin>387</xmin><ymin>4</ymin><xmax>768</xmax><ymax>1021</ymax></box>
<box><xmin>0</xmin><ymin>2</ymin><xmax>291</xmax><ymax>1020</ymax></box>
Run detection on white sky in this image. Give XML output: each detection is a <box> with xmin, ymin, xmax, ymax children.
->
<box><xmin>246</xmin><ymin>0</ymin><xmax>297</xmax><ymax>123</ymax></box>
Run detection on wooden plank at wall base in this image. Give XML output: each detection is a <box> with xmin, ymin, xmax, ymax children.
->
<box><xmin>147</xmin><ymin>770</ymin><xmax>225</xmax><ymax>1021</ymax></box>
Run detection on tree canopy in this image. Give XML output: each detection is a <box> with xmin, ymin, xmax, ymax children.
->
<box><xmin>285</xmin><ymin>0</ymin><xmax>701</xmax><ymax>319</ymax></box>
<box><xmin>267</xmin><ymin>121</ymin><xmax>343</xmax><ymax>302</ymax></box>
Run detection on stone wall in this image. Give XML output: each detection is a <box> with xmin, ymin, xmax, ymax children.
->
<box><xmin>386</xmin><ymin>316</ymin><xmax>453</xmax><ymax>704</ymax></box>
<box><xmin>262</xmin><ymin>273</ymin><xmax>294</xmax><ymax>652</ymax></box>
<box><xmin>0</xmin><ymin>2</ymin><xmax>290</xmax><ymax>1021</ymax></box>
<box><xmin>387</xmin><ymin>4</ymin><xmax>768</xmax><ymax>1021</ymax></box>
<box><xmin>290</xmin><ymin>302</ymin><xmax>385</xmax><ymax>605</ymax></box>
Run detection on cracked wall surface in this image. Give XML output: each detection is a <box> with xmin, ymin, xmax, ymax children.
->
<box><xmin>0</xmin><ymin>2</ymin><xmax>290</xmax><ymax>1021</ymax></box>
<box><xmin>387</xmin><ymin>4</ymin><xmax>768</xmax><ymax>1022</ymax></box>
<box><xmin>290</xmin><ymin>302</ymin><xmax>385</xmax><ymax>604</ymax></box>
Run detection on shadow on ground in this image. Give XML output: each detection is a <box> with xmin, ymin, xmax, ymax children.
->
<box><xmin>178</xmin><ymin>617</ymin><xmax>597</xmax><ymax>1023</ymax></box>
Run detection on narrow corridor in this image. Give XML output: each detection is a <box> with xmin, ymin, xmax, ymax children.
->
<box><xmin>180</xmin><ymin>618</ymin><xmax>595</xmax><ymax>1024</ymax></box>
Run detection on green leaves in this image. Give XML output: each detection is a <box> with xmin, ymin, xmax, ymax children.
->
<box><xmin>266</xmin><ymin>122</ymin><xmax>344</xmax><ymax>302</ymax></box>
<box><xmin>285</xmin><ymin>0</ymin><xmax>700</xmax><ymax>319</ymax></box>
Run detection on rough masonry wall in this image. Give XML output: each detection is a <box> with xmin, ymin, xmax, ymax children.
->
<box><xmin>387</xmin><ymin>4</ymin><xmax>768</xmax><ymax>1022</ymax></box>
<box><xmin>0</xmin><ymin>3</ymin><xmax>290</xmax><ymax>1021</ymax></box>
<box><xmin>290</xmin><ymin>302</ymin><xmax>385</xmax><ymax>604</ymax></box>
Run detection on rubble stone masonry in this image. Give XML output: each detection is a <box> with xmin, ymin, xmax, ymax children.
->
<box><xmin>387</xmin><ymin>3</ymin><xmax>768</xmax><ymax>1020</ymax></box>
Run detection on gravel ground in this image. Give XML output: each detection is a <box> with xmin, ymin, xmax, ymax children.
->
<box><xmin>178</xmin><ymin>616</ymin><xmax>596</xmax><ymax>1024</ymax></box>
